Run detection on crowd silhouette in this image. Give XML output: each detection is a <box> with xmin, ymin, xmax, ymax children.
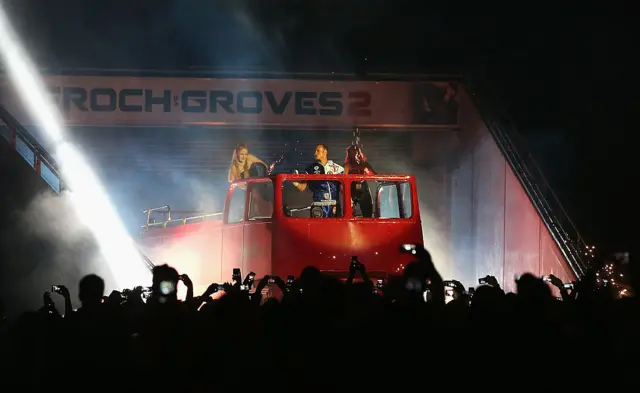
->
<box><xmin>0</xmin><ymin>245</ymin><xmax>637</xmax><ymax>389</ymax></box>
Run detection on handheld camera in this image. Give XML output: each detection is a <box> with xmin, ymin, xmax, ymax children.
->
<box><xmin>232</xmin><ymin>268</ymin><xmax>242</xmax><ymax>283</ymax></box>
<box><xmin>243</xmin><ymin>272</ymin><xmax>256</xmax><ymax>289</ymax></box>
<box><xmin>285</xmin><ymin>275</ymin><xmax>294</xmax><ymax>292</ymax></box>
<box><xmin>443</xmin><ymin>280</ymin><xmax>456</xmax><ymax>288</ymax></box>
<box><xmin>159</xmin><ymin>280</ymin><xmax>176</xmax><ymax>296</ymax></box>
<box><xmin>400</xmin><ymin>244</ymin><xmax>418</xmax><ymax>254</ymax></box>
<box><xmin>51</xmin><ymin>285</ymin><xmax>63</xmax><ymax>294</ymax></box>
<box><xmin>405</xmin><ymin>277</ymin><xmax>423</xmax><ymax>293</ymax></box>
<box><xmin>350</xmin><ymin>256</ymin><xmax>360</xmax><ymax>269</ymax></box>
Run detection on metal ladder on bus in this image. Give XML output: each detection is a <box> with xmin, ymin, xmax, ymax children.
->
<box><xmin>462</xmin><ymin>75</ymin><xmax>589</xmax><ymax>278</ymax></box>
<box><xmin>0</xmin><ymin>105</ymin><xmax>62</xmax><ymax>194</ymax></box>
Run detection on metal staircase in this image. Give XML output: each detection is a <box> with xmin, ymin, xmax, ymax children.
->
<box><xmin>462</xmin><ymin>75</ymin><xmax>589</xmax><ymax>278</ymax></box>
<box><xmin>0</xmin><ymin>104</ymin><xmax>160</xmax><ymax>273</ymax></box>
<box><xmin>0</xmin><ymin>105</ymin><xmax>62</xmax><ymax>193</ymax></box>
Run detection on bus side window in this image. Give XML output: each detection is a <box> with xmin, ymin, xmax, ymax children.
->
<box><xmin>375</xmin><ymin>182</ymin><xmax>413</xmax><ymax>219</ymax></box>
<box><xmin>248</xmin><ymin>181</ymin><xmax>274</xmax><ymax>220</ymax></box>
<box><xmin>227</xmin><ymin>185</ymin><xmax>246</xmax><ymax>224</ymax></box>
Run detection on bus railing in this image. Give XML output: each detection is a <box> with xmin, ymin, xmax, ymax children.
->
<box><xmin>142</xmin><ymin>205</ymin><xmax>223</xmax><ymax>231</ymax></box>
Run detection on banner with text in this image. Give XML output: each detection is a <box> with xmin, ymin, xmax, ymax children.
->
<box><xmin>0</xmin><ymin>76</ymin><xmax>459</xmax><ymax>128</ymax></box>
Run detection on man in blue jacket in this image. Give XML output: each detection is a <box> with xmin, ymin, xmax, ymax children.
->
<box><xmin>292</xmin><ymin>144</ymin><xmax>344</xmax><ymax>218</ymax></box>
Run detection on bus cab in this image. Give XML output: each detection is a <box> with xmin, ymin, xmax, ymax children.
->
<box><xmin>139</xmin><ymin>174</ymin><xmax>423</xmax><ymax>294</ymax></box>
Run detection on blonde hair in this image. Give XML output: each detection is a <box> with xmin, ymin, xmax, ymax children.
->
<box><xmin>231</xmin><ymin>143</ymin><xmax>249</xmax><ymax>171</ymax></box>
<box><xmin>228</xmin><ymin>143</ymin><xmax>251</xmax><ymax>182</ymax></box>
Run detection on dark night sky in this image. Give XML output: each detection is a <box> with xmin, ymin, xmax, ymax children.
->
<box><xmin>4</xmin><ymin>0</ymin><xmax>636</xmax><ymax>251</ymax></box>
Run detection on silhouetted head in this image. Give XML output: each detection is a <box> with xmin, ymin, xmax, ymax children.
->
<box><xmin>296</xmin><ymin>266</ymin><xmax>323</xmax><ymax>296</ymax></box>
<box><xmin>402</xmin><ymin>261</ymin><xmax>423</xmax><ymax>279</ymax></box>
<box><xmin>516</xmin><ymin>273</ymin><xmax>552</xmax><ymax>304</ymax></box>
<box><xmin>299</xmin><ymin>266</ymin><xmax>321</xmax><ymax>282</ymax></box>
<box><xmin>402</xmin><ymin>249</ymin><xmax>434</xmax><ymax>282</ymax></box>
<box><xmin>402</xmin><ymin>261</ymin><xmax>427</xmax><ymax>294</ymax></box>
<box><xmin>78</xmin><ymin>274</ymin><xmax>105</xmax><ymax>307</ymax></box>
<box><xmin>107</xmin><ymin>290</ymin><xmax>123</xmax><ymax>306</ymax></box>
<box><xmin>151</xmin><ymin>264</ymin><xmax>180</xmax><ymax>303</ymax></box>
<box><xmin>470</xmin><ymin>284</ymin><xmax>504</xmax><ymax>312</ymax></box>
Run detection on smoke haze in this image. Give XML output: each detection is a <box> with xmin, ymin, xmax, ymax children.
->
<box><xmin>1</xmin><ymin>191</ymin><xmax>118</xmax><ymax>315</ymax></box>
<box><xmin>381</xmin><ymin>158</ymin><xmax>455</xmax><ymax>281</ymax></box>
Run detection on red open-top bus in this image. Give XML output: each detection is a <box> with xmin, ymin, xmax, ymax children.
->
<box><xmin>139</xmin><ymin>173</ymin><xmax>423</xmax><ymax>294</ymax></box>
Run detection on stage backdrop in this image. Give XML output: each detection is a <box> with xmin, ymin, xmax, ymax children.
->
<box><xmin>0</xmin><ymin>76</ymin><xmax>459</xmax><ymax>128</ymax></box>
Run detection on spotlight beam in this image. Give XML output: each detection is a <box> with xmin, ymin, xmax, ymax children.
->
<box><xmin>0</xmin><ymin>4</ymin><xmax>150</xmax><ymax>289</ymax></box>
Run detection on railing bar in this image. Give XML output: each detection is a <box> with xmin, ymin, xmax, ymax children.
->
<box><xmin>464</xmin><ymin>75</ymin><xmax>588</xmax><ymax>276</ymax></box>
<box><xmin>0</xmin><ymin>106</ymin><xmax>61</xmax><ymax>177</ymax></box>
<box><xmin>142</xmin><ymin>212</ymin><xmax>223</xmax><ymax>229</ymax></box>
<box><xmin>487</xmin><ymin>99</ymin><xmax>586</xmax><ymax>245</ymax></box>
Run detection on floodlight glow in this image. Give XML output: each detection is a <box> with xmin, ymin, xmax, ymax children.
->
<box><xmin>0</xmin><ymin>4</ymin><xmax>150</xmax><ymax>289</ymax></box>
